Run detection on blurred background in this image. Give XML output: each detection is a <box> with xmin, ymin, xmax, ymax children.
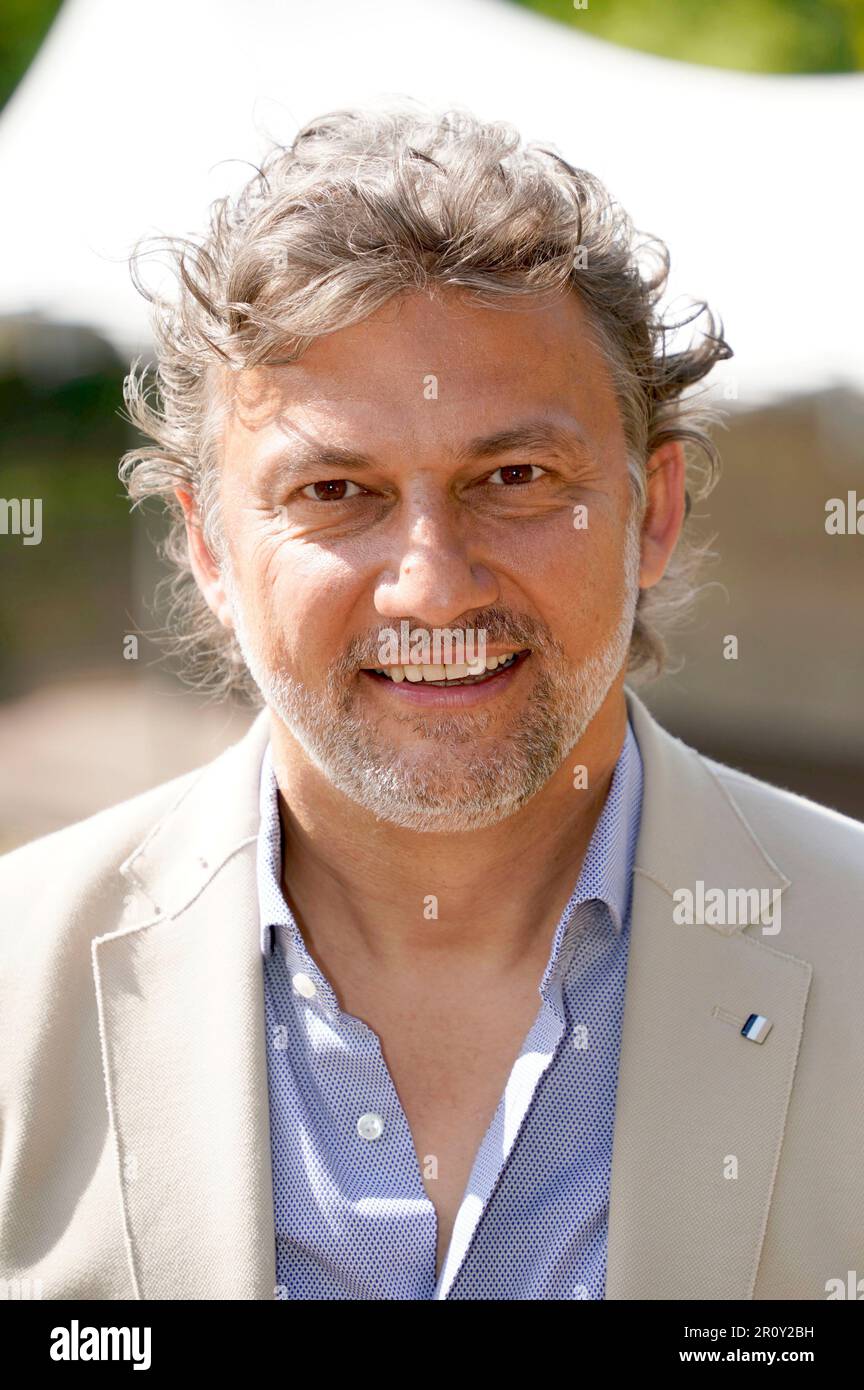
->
<box><xmin>0</xmin><ymin>0</ymin><xmax>862</xmax><ymax>851</ymax></box>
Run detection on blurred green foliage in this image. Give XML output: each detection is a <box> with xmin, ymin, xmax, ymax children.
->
<box><xmin>0</xmin><ymin>370</ymin><xmax>127</xmax><ymax>464</ymax></box>
<box><xmin>0</xmin><ymin>357</ymin><xmax>139</xmax><ymax>696</ymax></box>
<box><xmin>0</xmin><ymin>0</ymin><xmax>63</xmax><ymax>108</ymax></box>
<box><xmin>4</xmin><ymin>1</ymin><xmax>856</xmax><ymax>108</ymax></box>
<box><xmin>513</xmin><ymin>0</ymin><xmax>864</xmax><ymax>71</ymax></box>
<box><xmin>2</xmin><ymin>0</ymin><xmax>864</xmax><ymax>106</ymax></box>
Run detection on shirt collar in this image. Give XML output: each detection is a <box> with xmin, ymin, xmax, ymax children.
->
<box><xmin>257</xmin><ymin>740</ymin><xmax>291</xmax><ymax>958</ymax></box>
<box><xmin>536</xmin><ymin>715</ymin><xmax>643</xmax><ymax>1000</ymax></box>
<box><xmin>257</xmin><ymin>717</ymin><xmax>643</xmax><ymax>967</ymax></box>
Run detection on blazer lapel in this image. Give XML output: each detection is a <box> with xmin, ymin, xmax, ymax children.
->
<box><xmin>605</xmin><ymin>690</ymin><xmax>812</xmax><ymax>1299</ymax></box>
<box><xmin>92</xmin><ymin>708</ymin><xmax>276</xmax><ymax>1300</ymax></box>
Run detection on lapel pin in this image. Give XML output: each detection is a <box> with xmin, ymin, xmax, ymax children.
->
<box><xmin>741</xmin><ymin>1013</ymin><xmax>773</xmax><ymax>1044</ymax></box>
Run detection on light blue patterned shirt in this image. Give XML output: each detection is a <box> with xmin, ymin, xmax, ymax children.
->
<box><xmin>259</xmin><ymin>717</ymin><xmax>643</xmax><ymax>1300</ymax></box>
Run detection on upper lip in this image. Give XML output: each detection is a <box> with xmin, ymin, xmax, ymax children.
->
<box><xmin>360</xmin><ymin>648</ymin><xmax>531</xmax><ymax>670</ymax></box>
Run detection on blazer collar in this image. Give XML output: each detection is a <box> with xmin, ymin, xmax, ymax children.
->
<box><xmin>117</xmin><ymin>705</ymin><xmax>272</xmax><ymax>923</ymax></box>
<box><xmin>625</xmin><ymin>687</ymin><xmax>790</xmax><ymax>924</ymax></box>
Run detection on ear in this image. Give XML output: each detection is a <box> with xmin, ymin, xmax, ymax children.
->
<box><xmin>174</xmin><ymin>487</ymin><xmax>235</xmax><ymax>630</ymax></box>
<box><xmin>639</xmin><ymin>440</ymin><xmax>687</xmax><ymax>590</ymax></box>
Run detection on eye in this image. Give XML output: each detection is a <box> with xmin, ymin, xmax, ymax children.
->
<box><xmin>300</xmin><ymin>478</ymin><xmax>365</xmax><ymax>501</ymax></box>
<box><xmin>486</xmin><ymin>464</ymin><xmax>547</xmax><ymax>486</ymax></box>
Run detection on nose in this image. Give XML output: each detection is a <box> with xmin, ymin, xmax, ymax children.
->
<box><xmin>373</xmin><ymin>489</ymin><xmax>498</xmax><ymax>629</ymax></box>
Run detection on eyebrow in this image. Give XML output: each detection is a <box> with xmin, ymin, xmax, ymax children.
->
<box><xmin>256</xmin><ymin>417</ymin><xmax>592</xmax><ymax>483</ymax></box>
<box><xmin>457</xmin><ymin>419</ymin><xmax>592</xmax><ymax>464</ymax></box>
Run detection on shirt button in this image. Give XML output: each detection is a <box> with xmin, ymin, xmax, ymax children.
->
<box><xmin>292</xmin><ymin>972</ymin><xmax>316</xmax><ymax>999</ymax></box>
<box><xmin>357</xmin><ymin>1112</ymin><xmax>384</xmax><ymax>1141</ymax></box>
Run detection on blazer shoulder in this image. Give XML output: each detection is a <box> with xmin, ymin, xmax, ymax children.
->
<box><xmin>0</xmin><ymin>761</ymin><xmax>206</xmax><ymax>900</ymax></box>
<box><xmin>701</xmin><ymin>751</ymin><xmax>864</xmax><ymax>886</ymax></box>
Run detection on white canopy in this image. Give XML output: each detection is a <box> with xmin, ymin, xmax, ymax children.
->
<box><xmin>1</xmin><ymin>0</ymin><xmax>862</xmax><ymax>402</ymax></box>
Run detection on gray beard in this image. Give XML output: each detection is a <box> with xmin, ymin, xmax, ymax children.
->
<box><xmin>222</xmin><ymin>510</ymin><xmax>641</xmax><ymax>832</ymax></box>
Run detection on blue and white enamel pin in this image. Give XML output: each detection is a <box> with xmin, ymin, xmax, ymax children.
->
<box><xmin>741</xmin><ymin>1013</ymin><xmax>773</xmax><ymax>1044</ymax></box>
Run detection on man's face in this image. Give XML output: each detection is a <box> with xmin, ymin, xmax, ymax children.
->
<box><xmin>213</xmin><ymin>287</ymin><xmax>643</xmax><ymax>830</ymax></box>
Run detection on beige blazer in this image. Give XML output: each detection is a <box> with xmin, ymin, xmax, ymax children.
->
<box><xmin>1</xmin><ymin>688</ymin><xmax>862</xmax><ymax>1300</ymax></box>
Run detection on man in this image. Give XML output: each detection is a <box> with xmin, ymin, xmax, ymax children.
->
<box><xmin>1</xmin><ymin>106</ymin><xmax>862</xmax><ymax>1302</ymax></box>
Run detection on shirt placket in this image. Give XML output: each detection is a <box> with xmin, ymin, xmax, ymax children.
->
<box><xmin>267</xmin><ymin>918</ymin><xmax>439</xmax><ymax>1298</ymax></box>
<box><xmin>433</xmin><ymin>910</ymin><xmax>589</xmax><ymax>1299</ymax></box>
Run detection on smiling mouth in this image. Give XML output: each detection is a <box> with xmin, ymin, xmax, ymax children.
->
<box><xmin>361</xmin><ymin>649</ymin><xmax>532</xmax><ymax>686</ymax></box>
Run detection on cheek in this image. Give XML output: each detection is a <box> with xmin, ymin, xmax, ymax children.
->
<box><xmin>531</xmin><ymin>526</ymin><xmax>627</xmax><ymax>643</ymax></box>
<box><xmin>249</xmin><ymin>540</ymin><xmax>361</xmax><ymax>668</ymax></box>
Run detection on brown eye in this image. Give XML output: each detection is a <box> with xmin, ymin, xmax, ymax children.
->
<box><xmin>488</xmin><ymin>464</ymin><xmax>545</xmax><ymax>486</ymax></box>
<box><xmin>301</xmin><ymin>479</ymin><xmax>363</xmax><ymax>501</ymax></box>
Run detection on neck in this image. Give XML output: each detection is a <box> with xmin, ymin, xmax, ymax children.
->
<box><xmin>268</xmin><ymin>683</ymin><xmax>628</xmax><ymax>980</ymax></box>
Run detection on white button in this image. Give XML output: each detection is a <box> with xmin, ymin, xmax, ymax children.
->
<box><xmin>357</xmin><ymin>1112</ymin><xmax>384</xmax><ymax>1141</ymax></box>
<box><xmin>292</xmin><ymin>972</ymin><xmax>316</xmax><ymax>999</ymax></box>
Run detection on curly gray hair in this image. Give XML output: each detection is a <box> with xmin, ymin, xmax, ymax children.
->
<box><xmin>119</xmin><ymin>103</ymin><xmax>731</xmax><ymax>701</ymax></box>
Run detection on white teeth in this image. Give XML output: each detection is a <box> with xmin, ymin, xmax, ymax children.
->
<box><xmin>369</xmin><ymin>651</ymin><xmax>524</xmax><ymax>683</ymax></box>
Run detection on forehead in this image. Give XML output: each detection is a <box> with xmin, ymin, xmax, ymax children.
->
<box><xmin>219</xmin><ymin>287</ymin><xmax>624</xmax><ymax>456</ymax></box>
